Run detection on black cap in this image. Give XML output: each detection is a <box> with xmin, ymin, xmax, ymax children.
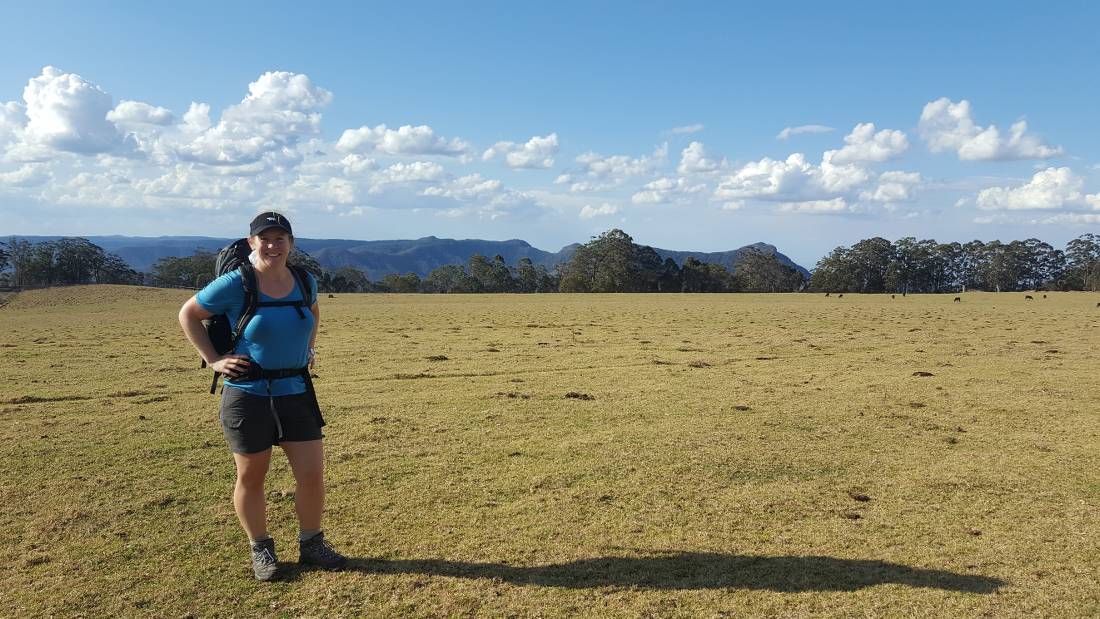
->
<box><xmin>249</xmin><ymin>211</ymin><xmax>293</xmax><ymax>237</ymax></box>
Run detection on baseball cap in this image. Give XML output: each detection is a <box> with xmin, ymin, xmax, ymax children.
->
<box><xmin>250</xmin><ymin>211</ymin><xmax>293</xmax><ymax>237</ymax></box>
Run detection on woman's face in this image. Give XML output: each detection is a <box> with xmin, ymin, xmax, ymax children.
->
<box><xmin>248</xmin><ymin>228</ymin><xmax>293</xmax><ymax>269</ymax></box>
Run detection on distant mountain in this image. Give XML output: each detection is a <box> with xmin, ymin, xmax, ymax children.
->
<box><xmin>3</xmin><ymin>234</ymin><xmax>809</xmax><ymax>278</ymax></box>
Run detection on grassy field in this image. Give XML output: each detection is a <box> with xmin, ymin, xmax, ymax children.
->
<box><xmin>1</xmin><ymin>286</ymin><xmax>1099</xmax><ymax>617</ymax></box>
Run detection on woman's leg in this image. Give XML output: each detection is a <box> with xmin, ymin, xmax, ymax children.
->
<box><xmin>232</xmin><ymin>449</ymin><xmax>272</xmax><ymax>540</ymax></box>
<box><xmin>280</xmin><ymin>439</ymin><xmax>324</xmax><ymax>531</ymax></box>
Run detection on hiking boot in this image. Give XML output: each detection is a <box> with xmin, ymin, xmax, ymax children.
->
<box><xmin>299</xmin><ymin>532</ymin><xmax>347</xmax><ymax>569</ymax></box>
<box><xmin>250</xmin><ymin>538</ymin><xmax>278</xmax><ymax>581</ymax></box>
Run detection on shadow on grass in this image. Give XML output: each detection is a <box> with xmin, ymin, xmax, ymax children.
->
<box><xmin>282</xmin><ymin>551</ymin><xmax>1005</xmax><ymax>593</ymax></box>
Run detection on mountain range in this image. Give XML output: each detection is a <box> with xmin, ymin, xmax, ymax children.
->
<box><xmin>4</xmin><ymin>235</ymin><xmax>810</xmax><ymax>279</ymax></box>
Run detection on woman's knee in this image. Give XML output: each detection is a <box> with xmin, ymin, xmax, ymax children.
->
<box><xmin>293</xmin><ymin>464</ymin><xmax>324</xmax><ymax>489</ymax></box>
<box><xmin>234</xmin><ymin>451</ymin><xmax>271</xmax><ymax>488</ymax></box>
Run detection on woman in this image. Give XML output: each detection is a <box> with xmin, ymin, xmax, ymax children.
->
<box><xmin>178</xmin><ymin>211</ymin><xmax>345</xmax><ymax>581</ymax></box>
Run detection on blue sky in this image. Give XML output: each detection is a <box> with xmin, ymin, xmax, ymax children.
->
<box><xmin>0</xmin><ymin>1</ymin><xmax>1097</xmax><ymax>267</ymax></box>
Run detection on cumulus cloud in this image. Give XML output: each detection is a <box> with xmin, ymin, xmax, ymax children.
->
<box><xmin>0</xmin><ymin>101</ymin><xmax>27</xmax><ymax>145</ymax></box>
<box><xmin>555</xmin><ymin>143</ymin><xmax>668</xmax><ymax>192</ymax></box>
<box><xmin>919</xmin><ymin>98</ymin><xmax>1062</xmax><ymax>161</ymax></box>
<box><xmin>107</xmin><ymin>100</ymin><xmax>174</xmax><ymax>126</ymax></box>
<box><xmin>976</xmin><ymin>167</ymin><xmax>1084</xmax><ymax>210</ymax></box>
<box><xmin>826</xmin><ymin>123</ymin><xmax>909</xmax><ymax>164</ymax></box>
<box><xmin>174</xmin><ymin>71</ymin><xmax>331</xmax><ymax>168</ymax></box>
<box><xmin>340</xmin><ymin>154</ymin><xmax>377</xmax><ymax>175</ymax></box>
<box><xmin>481</xmin><ymin>132</ymin><xmax>558</xmax><ymax>169</ymax></box>
<box><xmin>0</xmin><ymin>163</ymin><xmax>50</xmax><ymax>187</ymax></box>
<box><xmin>337</xmin><ymin>123</ymin><xmax>470</xmax><ymax>157</ymax></box>
<box><xmin>283</xmin><ymin>175</ymin><xmax>355</xmax><ymax>206</ymax></box>
<box><xmin>859</xmin><ymin>170</ymin><xmax>922</xmax><ymax>204</ymax></box>
<box><xmin>422</xmin><ymin>173</ymin><xmax>504</xmax><ymax>201</ymax></box>
<box><xmin>714</xmin><ymin>152</ymin><xmax>868</xmax><ymax>204</ymax></box>
<box><xmin>777</xmin><ymin>198</ymin><xmax>850</xmax><ymax>213</ymax></box>
<box><xmin>136</xmin><ymin>164</ymin><xmax>264</xmax><ymax>204</ymax></box>
<box><xmin>369</xmin><ymin>161</ymin><xmax>446</xmax><ymax>193</ymax></box>
<box><xmin>16</xmin><ymin>66</ymin><xmax>132</xmax><ymax>157</ymax></box>
<box><xmin>669</xmin><ymin>124</ymin><xmax>704</xmax><ymax>135</ymax></box>
<box><xmin>579</xmin><ymin>203</ymin><xmax>621</xmax><ymax>219</ymax></box>
<box><xmin>1034</xmin><ymin>213</ymin><xmax>1100</xmax><ymax>224</ymax></box>
<box><xmin>631</xmin><ymin>176</ymin><xmax>707</xmax><ymax>204</ymax></box>
<box><xmin>776</xmin><ymin>124</ymin><xmax>834</xmax><ymax>140</ymax></box>
<box><xmin>677</xmin><ymin>141</ymin><xmax>727</xmax><ymax>175</ymax></box>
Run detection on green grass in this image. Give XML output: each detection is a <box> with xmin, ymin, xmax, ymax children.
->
<box><xmin>2</xmin><ymin>286</ymin><xmax>1099</xmax><ymax>617</ymax></box>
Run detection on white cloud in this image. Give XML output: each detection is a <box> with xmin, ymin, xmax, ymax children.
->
<box><xmin>136</xmin><ymin>164</ymin><xmax>264</xmax><ymax>204</ymax></box>
<box><xmin>369</xmin><ymin>161</ymin><xmax>446</xmax><ymax>193</ymax></box>
<box><xmin>919</xmin><ymin>98</ymin><xmax>1062</xmax><ymax>161</ymax></box>
<box><xmin>826</xmin><ymin>123</ymin><xmax>908</xmax><ymax>164</ymax></box>
<box><xmin>0</xmin><ymin>101</ymin><xmax>27</xmax><ymax>146</ymax></box>
<box><xmin>174</xmin><ymin>71</ymin><xmax>332</xmax><ymax>168</ymax></box>
<box><xmin>422</xmin><ymin>173</ymin><xmax>503</xmax><ymax>201</ymax></box>
<box><xmin>181</xmin><ymin>102</ymin><xmax>211</xmax><ymax>134</ymax></box>
<box><xmin>631</xmin><ymin>176</ymin><xmax>707</xmax><ymax>204</ymax></box>
<box><xmin>860</xmin><ymin>170</ymin><xmax>922</xmax><ymax>204</ymax></box>
<box><xmin>0</xmin><ymin>163</ymin><xmax>50</xmax><ymax>187</ymax></box>
<box><xmin>556</xmin><ymin>143</ymin><xmax>668</xmax><ymax>191</ymax></box>
<box><xmin>669</xmin><ymin>124</ymin><xmax>704</xmax><ymax>135</ymax></box>
<box><xmin>283</xmin><ymin>175</ymin><xmax>356</xmax><ymax>206</ymax></box>
<box><xmin>481</xmin><ymin>132</ymin><xmax>558</xmax><ymax>169</ymax></box>
<box><xmin>579</xmin><ymin>203</ymin><xmax>621</xmax><ymax>219</ymax></box>
<box><xmin>340</xmin><ymin>154</ymin><xmax>377</xmax><ymax>175</ymax></box>
<box><xmin>976</xmin><ymin>167</ymin><xmax>1083</xmax><ymax>210</ymax></box>
<box><xmin>107</xmin><ymin>100</ymin><xmax>174</xmax><ymax>126</ymax></box>
<box><xmin>1034</xmin><ymin>213</ymin><xmax>1100</xmax><ymax>224</ymax></box>
<box><xmin>337</xmin><ymin>123</ymin><xmax>470</xmax><ymax>157</ymax></box>
<box><xmin>777</xmin><ymin>124</ymin><xmax>834</xmax><ymax>140</ymax></box>
<box><xmin>777</xmin><ymin>198</ymin><xmax>850</xmax><ymax>213</ymax></box>
<box><xmin>17</xmin><ymin>66</ymin><xmax>132</xmax><ymax>157</ymax></box>
<box><xmin>714</xmin><ymin>152</ymin><xmax>869</xmax><ymax>204</ymax></box>
<box><xmin>677</xmin><ymin>141</ymin><xmax>727</xmax><ymax>175</ymax></box>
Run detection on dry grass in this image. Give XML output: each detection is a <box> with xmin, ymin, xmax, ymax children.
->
<box><xmin>1</xmin><ymin>286</ymin><xmax>1099</xmax><ymax>617</ymax></box>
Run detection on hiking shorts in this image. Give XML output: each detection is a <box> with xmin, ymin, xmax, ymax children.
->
<box><xmin>220</xmin><ymin>387</ymin><xmax>324</xmax><ymax>454</ymax></box>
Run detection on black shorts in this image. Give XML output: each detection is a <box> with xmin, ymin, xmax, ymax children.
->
<box><xmin>220</xmin><ymin>387</ymin><xmax>324</xmax><ymax>454</ymax></box>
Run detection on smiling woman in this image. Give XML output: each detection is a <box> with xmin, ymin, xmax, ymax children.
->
<box><xmin>177</xmin><ymin>211</ymin><xmax>346</xmax><ymax>581</ymax></box>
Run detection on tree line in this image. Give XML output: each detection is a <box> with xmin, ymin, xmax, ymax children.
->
<box><xmin>809</xmin><ymin>234</ymin><xmax>1100</xmax><ymax>293</ymax></box>
<box><xmin>0</xmin><ymin>238</ymin><xmax>142</xmax><ymax>288</ymax></box>
<box><xmin>4</xmin><ymin>231</ymin><xmax>1099</xmax><ymax>294</ymax></box>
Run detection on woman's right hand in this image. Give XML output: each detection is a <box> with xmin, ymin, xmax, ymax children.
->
<box><xmin>210</xmin><ymin>354</ymin><xmax>251</xmax><ymax>378</ymax></box>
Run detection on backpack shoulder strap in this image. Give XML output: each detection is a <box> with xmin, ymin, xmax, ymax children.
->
<box><xmin>288</xmin><ymin>265</ymin><xmax>314</xmax><ymax>306</ymax></box>
<box><xmin>233</xmin><ymin>264</ymin><xmax>260</xmax><ymax>342</ymax></box>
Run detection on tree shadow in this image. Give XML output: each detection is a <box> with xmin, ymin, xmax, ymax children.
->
<box><xmin>294</xmin><ymin>551</ymin><xmax>1004</xmax><ymax>593</ymax></box>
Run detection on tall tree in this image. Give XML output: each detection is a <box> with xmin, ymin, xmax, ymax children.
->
<box><xmin>515</xmin><ymin>257</ymin><xmax>538</xmax><ymax>293</ymax></box>
<box><xmin>735</xmin><ymin>248</ymin><xmax>803</xmax><ymax>292</ymax></box>
<box><xmin>424</xmin><ymin>264</ymin><xmax>479</xmax><ymax>293</ymax></box>
<box><xmin>1065</xmin><ymin>233</ymin><xmax>1100</xmax><ymax>291</ymax></box>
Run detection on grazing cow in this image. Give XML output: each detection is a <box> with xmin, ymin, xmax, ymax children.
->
<box><xmin>1043</xmin><ymin>294</ymin><xmax>1047</xmax><ymax>299</ymax></box>
<box><xmin>1025</xmin><ymin>295</ymin><xmax>1034</xmax><ymax>300</ymax></box>
<box><xmin>891</xmin><ymin>294</ymin><xmax>896</xmax><ymax>299</ymax></box>
<box><xmin>1096</xmin><ymin>302</ymin><xmax>1100</xmax><ymax>308</ymax></box>
<box><xmin>825</xmin><ymin>292</ymin><xmax>830</xmax><ymax>297</ymax></box>
<box><xmin>954</xmin><ymin>297</ymin><xmax>961</xmax><ymax>302</ymax></box>
<box><xmin>838</xmin><ymin>293</ymin><xmax>844</xmax><ymax>298</ymax></box>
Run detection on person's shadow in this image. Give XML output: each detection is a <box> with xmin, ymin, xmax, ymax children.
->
<box><xmin>282</xmin><ymin>551</ymin><xmax>1004</xmax><ymax>593</ymax></box>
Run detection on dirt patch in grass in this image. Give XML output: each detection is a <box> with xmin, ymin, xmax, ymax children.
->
<box><xmin>3</xmin><ymin>394</ymin><xmax>90</xmax><ymax>404</ymax></box>
<box><xmin>564</xmin><ymin>391</ymin><xmax>595</xmax><ymax>400</ymax></box>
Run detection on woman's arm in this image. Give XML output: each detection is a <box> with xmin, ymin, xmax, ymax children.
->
<box><xmin>308</xmin><ymin>301</ymin><xmax>320</xmax><ymax>368</ymax></box>
<box><xmin>178</xmin><ymin>296</ymin><xmax>251</xmax><ymax>378</ymax></box>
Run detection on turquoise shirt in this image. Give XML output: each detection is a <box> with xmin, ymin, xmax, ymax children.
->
<box><xmin>196</xmin><ymin>269</ymin><xmax>317</xmax><ymax>396</ymax></box>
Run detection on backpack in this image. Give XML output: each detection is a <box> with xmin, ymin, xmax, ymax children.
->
<box><xmin>202</xmin><ymin>239</ymin><xmax>315</xmax><ymax>394</ymax></box>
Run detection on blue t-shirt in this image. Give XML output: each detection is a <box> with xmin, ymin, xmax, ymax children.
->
<box><xmin>196</xmin><ymin>269</ymin><xmax>317</xmax><ymax>396</ymax></box>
